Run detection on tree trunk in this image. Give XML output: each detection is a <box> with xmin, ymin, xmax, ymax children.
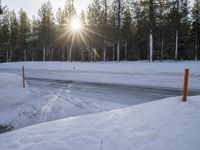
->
<box><xmin>90</xmin><ymin>50</ymin><xmax>93</xmax><ymax>62</ymax></box>
<box><xmin>103</xmin><ymin>47</ymin><xmax>106</xmax><ymax>62</ymax></box>
<box><xmin>43</xmin><ymin>48</ymin><xmax>46</xmax><ymax>61</ymax></box>
<box><xmin>195</xmin><ymin>32</ymin><xmax>198</xmax><ymax>61</ymax></box>
<box><xmin>175</xmin><ymin>30</ymin><xmax>178</xmax><ymax>61</ymax></box>
<box><xmin>70</xmin><ymin>47</ymin><xmax>72</xmax><ymax>62</ymax></box>
<box><xmin>125</xmin><ymin>40</ymin><xmax>127</xmax><ymax>61</ymax></box>
<box><xmin>32</xmin><ymin>49</ymin><xmax>35</xmax><ymax>61</ymax></box>
<box><xmin>62</xmin><ymin>48</ymin><xmax>64</xmax><ymax>61</ymax></box>
<box><xmin>6</xmin><ymin>50</ymin><xmax>9</xmax><ymax>62</ymax></box>
<box><xmin>81</xmin><ymin>48</ymin><xmax>84</xmax><ymax>62</ymax></box>
<box><xmin>51</xmin><ymin>48</ymin><xmax>54</xmax><ymax>61</ymax></box>
<box><xmin>149</xmin><ymin>28</ymin><xmax>153</xmax><ymax>62</ymax></box>
<box><xmin>9</xmin><ymin>48</ymin><xmax>13</xmax><ymax>62</ymax></box>
<box><xmin>117</xmin><ymin>40</ymin><xmax>120</xmax><ymax>62</ymax></box>
<box><xmin>113</xmin><ymin>41</ymin><xmax>115</xmax><ymax>61</ymax></box>
<box><xmin>24</xmin><ymin>49</ymin><xmax>27</xmax><ymax>61</ymax></box>
<box><xmin>161</xmin><ymin>38</ymin><xmax>164</xmax><ymax>62</ymax></box>
<box><xmin>94</xmin><ymin>50</ymin><xmax>96</xmax><ymax>63</ymax></box>
<box><xmin>43</xmin><ymin>42</ymin><xmax>46</xmax><ymax>61</ymax></box>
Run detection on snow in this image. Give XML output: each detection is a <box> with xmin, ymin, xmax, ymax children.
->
<box><xmin>0</xmin><ymin>61</ymin><xmax>200</xmax><ymax>129</ymax></box>
<box><xmin>0</xmin><ymin>73</ymin><xmax>31</xmax><ymax>110</ymax></box>
<box><xmin>0</xmin><ymin>73</ymin><xmax>125</xmax><ymax>129</ymax></box>
<box><xmin>0</xmin><ymin>96</ymin><xmax>200</xmax><ymax>150</ymax></box>
<box><xmin>0</xmin><ymin>61</ymin><xmax>200</xmax><ymax>149</ymax></box>
<box><xmin>0</xmin><ymin>61</ymin><xmax>200</xmax><ymax>90</ymax></box>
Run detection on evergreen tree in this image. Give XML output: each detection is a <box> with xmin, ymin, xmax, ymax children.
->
<box><xmin>192</xmin><ymin>0</ymin><xmax>200</xmax><ymax>60</ymax></box>
<box><xmin>10</xmin><ymin>10</ymin><xmax>20</xmax><ymax>61</ymax></box>
<box><xmin>121</xmin><ymin>2</ymin><xmax>132</xmax><ymax>61</ymax></box>
<box><xmin>0</xmin><ymin>7</ymin><xmax>10</xmax><ymax>62</ymax></box>
<box><xmin>19</xmin><ymin>9</ymin><xmax>30</xmax><ymax>60</ymax></box>
<box><xmin>38</xmin><ymin>1</ymin><xmax>55</xmax><ymax>61</ymax></box>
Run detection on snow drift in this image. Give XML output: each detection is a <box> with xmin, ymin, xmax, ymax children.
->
<box><xmin>0</xmin><ymin>96</ymin><xmax>200</xmax><ymax>150</ymax></box>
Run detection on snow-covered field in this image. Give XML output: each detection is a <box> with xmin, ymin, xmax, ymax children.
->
<box><xmin>0</xmin><ymin>61</ymin><xmax>200</xmax><ymax>89</ymax></box>
<box><xmin>0</xmin><ymin>96</ymin><xmax>200</xmax><ymax>150</ymax></box>
<box><xmin>0</xmin><ymin>61</ymin><xmax>200</xmax><ymax>149</ymax></box>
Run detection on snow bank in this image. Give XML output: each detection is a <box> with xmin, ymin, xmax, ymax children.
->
<box><xmin>0</xmin><ymin>96</ymin><xmax>200</xmax><ymax>150</ymax></box>
<box><xmin>1</xmin><ymin>61</ymin><xmax>200</xmax><ymax>75</ymax></box>
<box><xmin>0</xmin><ymin>73</ymin><xmax>124</xmax><ymax>129</ymax></box>
<box><xmin>0</xmin><ymin>73</ymin><xmax>32</xmax><ymax>127</ymax></box>
<box><xmin>1</xmin><ymin>61</ymin><xmax>200</xmax><ymax>90</ymax></box>
<box><xmin>0</xmin><ymin>73</ymin><xmax>30</xmax><ymax>109</ymax></box>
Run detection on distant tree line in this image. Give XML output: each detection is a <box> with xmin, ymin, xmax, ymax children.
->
<box><xmin>0</xmin><ymin>0</ymin><xmax>200</xmax><ymax>62</ymax></box>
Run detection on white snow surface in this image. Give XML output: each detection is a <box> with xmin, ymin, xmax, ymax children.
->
<box><xmin>0</xmin><ymin>73</ymin><xmax>31</xmax><ymax>111</ymax></box>
<box><xmin>0</xmin><ymin>61</ymin><xmax>200</xmax><ymax>149</ymax></box>
<box><xmin>0</xmin><ymin>61</ymin><xmax>200</xmax><ymax>89</ymax></box>
<box><xmin>0</xmin><ymin>73</ymin><xmax>124</xmax><ymax>129</ymax></box>
<box><xmin>0</xmin><ymin>96</ymin><xmax>200</xmax><ymax>150</ymax></box>
<box><xmin>0</xmin><ymin>61</ymin><xmax>200</xmax><ymax>129</ymax></box>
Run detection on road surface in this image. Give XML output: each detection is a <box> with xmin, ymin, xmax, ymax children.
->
<box><xmin>1</xmin><ymin>69</ymin><xmax>200</xmax><ymax>133</ymax></box>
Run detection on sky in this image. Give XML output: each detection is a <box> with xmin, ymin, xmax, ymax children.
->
<box><xmin>3</xmin><ymin>0</ymin><xmax>92</xmax><ymax>17</ymax></box>
<box><xmin>3</xmin><ymin>0</ymin><xmax>195</xmax><ymax>18</ymax></box>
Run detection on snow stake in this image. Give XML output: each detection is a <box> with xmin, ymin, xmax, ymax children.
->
<box><xmin>22</xmin><ymin>66</ymin><xmax>25</xmax><ymax>88</ymax></box>
<box><xmin>182</xmin><ymin>69</ymin><xmax>189</xmax><ymax>102</ymax></box>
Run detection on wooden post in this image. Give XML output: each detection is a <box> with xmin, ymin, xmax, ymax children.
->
<box><xmin>22</xmin><ymin>66</ymin><xmax>25</xmax><ymax>88</ymax></box>
<box><xmin>182</xmin><ymin>69</ymin><xmax>189</xmax><ymax>102</ymax></box>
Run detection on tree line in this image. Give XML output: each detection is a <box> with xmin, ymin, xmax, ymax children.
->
<box><xmin>0</xmin><ymin>0</ymin><xmax>200</xmax><ymax>62</ymax></box>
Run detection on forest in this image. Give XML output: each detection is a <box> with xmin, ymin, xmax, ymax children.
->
<box><xmin>0</xmin><ymin>0</ymin><xmax>200</xmax><ymax>62</ymax></box>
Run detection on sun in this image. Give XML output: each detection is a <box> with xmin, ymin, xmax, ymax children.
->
<box><xmin>70</xmin><ymin>17</ymin><xmax>83</xmax><ymax>32</ymax></box>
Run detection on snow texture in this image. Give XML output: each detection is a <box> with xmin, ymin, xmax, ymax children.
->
<box><xmin>0</xmin><ymin>73</ymin><xmax>124</xmax><ymax>129</ymax></box>
<box><xmin>0</xmin><ymin>61</ymin><xmax>200</xmax><ymax>90</ymax></box>
<box><xmin>0</xmin><ymin>61</ymin><xmax>200</xmax><ymax>150</ymax></box>
<box><xmin>0</xmin><ymin>96</ymin><xmax>200</xmax><ymax>150</ymax></box>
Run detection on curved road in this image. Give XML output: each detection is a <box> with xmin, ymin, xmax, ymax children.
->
<box><xmin>26</xmin><ymin>77</ymin><xmax>199</xmax><ymax>106</ymax></box>
<box><xmin>0</xmin><ymin>69</ymin><xmax>200</xmax><ymax>133</ymax></box>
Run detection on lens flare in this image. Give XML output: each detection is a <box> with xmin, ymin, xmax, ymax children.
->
<box><xmin>70</xmin><ymin>17</ymin><xmax>82</xmax><ymax>32</ymax></box>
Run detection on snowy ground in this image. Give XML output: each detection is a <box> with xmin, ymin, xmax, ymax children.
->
<box><xmin>0</xmin><ymin>96</ymin><xmax>200</xmax><ymax>150</ymax></box>
<box><xmin>0</xmin><ymin>61</ymin><xmax>200</xmax><ymax>129</ymax></box>
<box><xmin>0</xmin><ymin>61</ymin><xmax>200</xmax><ymax>149</ymax></box>
<box><xmin>0</xmin><ymin>61</ymin><xmax>200</xmax><ymax>89</ymax></box>
<box><xmin>0</xmin><ymin>73</ymin><xmax>125</xmax><ymax>129</ymax></box>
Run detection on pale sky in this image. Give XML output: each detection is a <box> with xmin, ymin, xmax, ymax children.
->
<box><xmin>3</xmin><ymin>0</ymin><xmax>92</xmax><ymax>17</ymax></box>
<box><xmin>3</xmin><ymin>0</ymin><xmax>195</xmax><ymax>18</ymax></box>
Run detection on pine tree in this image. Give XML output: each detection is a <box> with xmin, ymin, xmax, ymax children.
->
<box><xmin>87</xmin><ymin>0</ymin><xmax>101</xmax><ymax>27</ymax></box>
<box><xmin>10</xmin><ymin>10</ymin><xmax>20</xmax><ymax>62</ymax></box>
<box><xmin>19</xmin><ymin>9</ymin><xmax>30</xmax><ymax>61</ymax></box>
<box><xmin>149</xmin><ymin>0</ymin><xmax>154</xmax><ymax>62</ymax></box>
<box><xmin>108</xmin><ymin>0</ymin><xmax>118</xmax><ymax>61</ymax></box>
<box><xmin>64</xmin><ymin>0</ymin><xmax>76</xmax><ymax>61</ymax></box>
<box><xmin>121</xmin><ymin>2</ymin><xmax>132</xmax><ymax>61</ymax></box>
<box><xmin>38</xmin><ymin>1</ymin><xmax>55</xmax><ymax>61</ymax></box>
<box><xmin>192</xmin><ymin>0</ymin><xmax>200</xmax><ymax>60</ymax></box>
<box><xmin>116</xmin><ymin>0</ymin><xmax>122</xmax><ymax>61</ymax></box>
<box><xmin>156</xmin><ymin>0</ymin><xmax>171</xmax><ymax>61</ymax></box>
<box><xmin>0</xmin><ymin>7</ymin><xmax>10</xmax><ymax>62</ymax></box>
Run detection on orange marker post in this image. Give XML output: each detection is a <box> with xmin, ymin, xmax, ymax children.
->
<box><xmin>182</xmin><ymin>69</ymin><xmax>189</xmax><ymax>102</ymax></box>
<box><xmin>22</xmin><ymin>66</ymin><xmax>25</xmax><ymax>88</ymax></box>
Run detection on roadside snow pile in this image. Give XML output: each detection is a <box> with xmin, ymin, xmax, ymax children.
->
<box><xmin>1</xmin><ymin>61</ymin><xmax>200</xmax><ymax>74</ymax></box>
<box><xmin>0</xmin><ymin>73</ymin><xmax>124</xmax><ymax>129</ymax></box>
<box><xmin>0</xmin><ymin>73</ymin><xmax>30</xmax><ymax>109</ymax></box>
<box><xmin>0</xmin><ymin>61</ymin><xmax>200</xmax><ymax>89</ymax></box>
<box><xmin>0</xmin><ymin>96</ymin><xmax>200</xmax><ymax>150</ymax></box>
<box><xmin>0</xmin><ymin>73</ymin><xmax>32</xmax><ymax>127</ymax></box>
